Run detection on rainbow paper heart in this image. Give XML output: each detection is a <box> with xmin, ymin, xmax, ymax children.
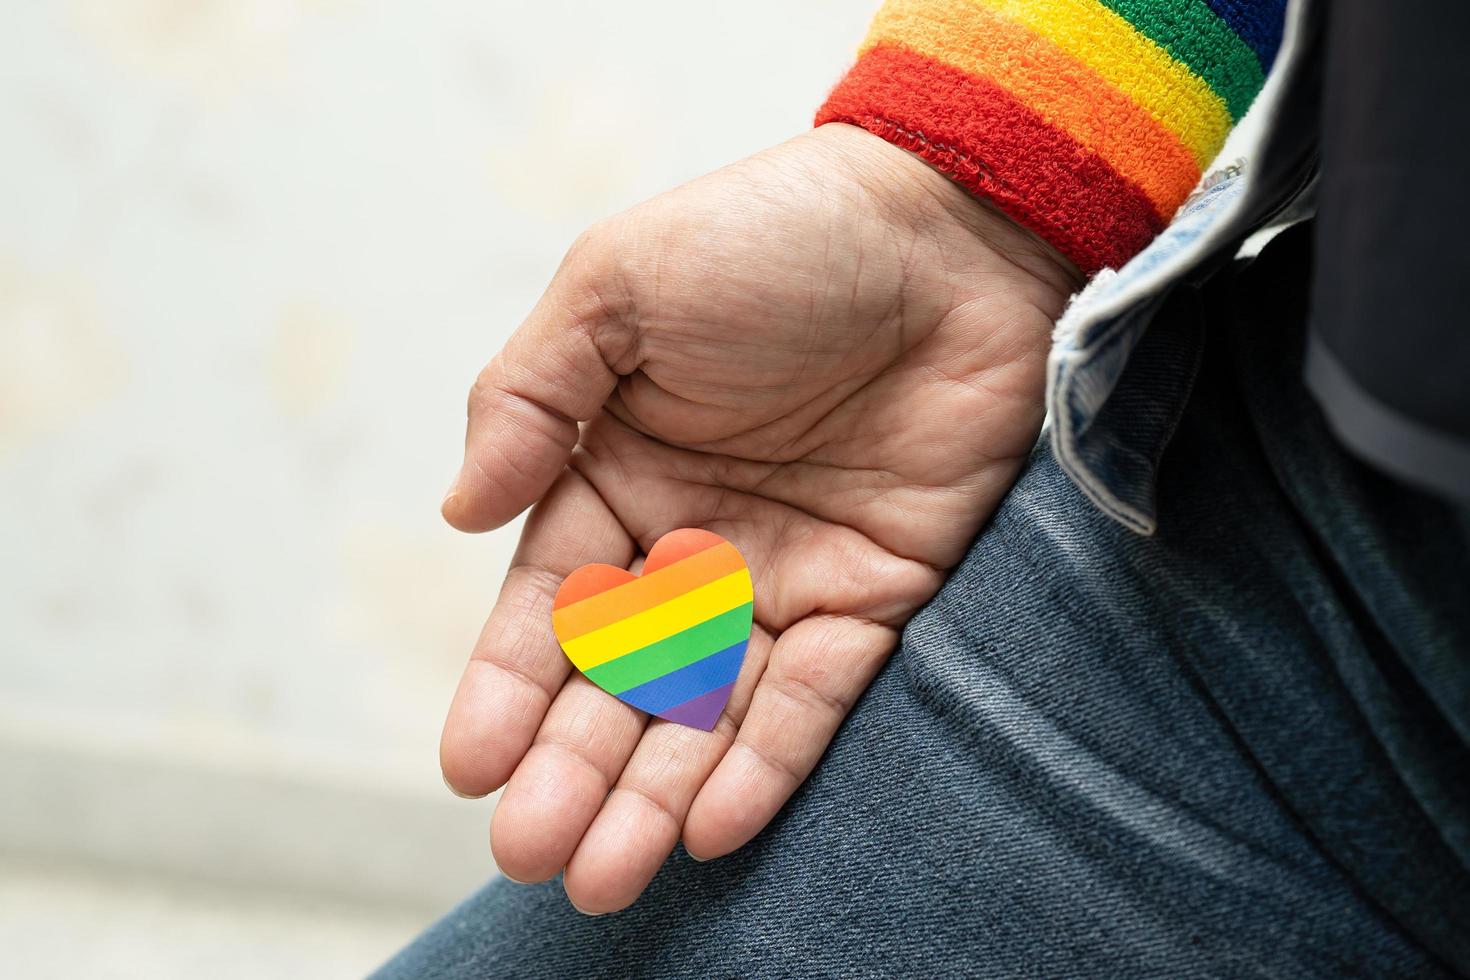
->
<box><xmin>552</xmin><ymin>529</ymin><xmax>752</xmax><ymax>731</ymax></box>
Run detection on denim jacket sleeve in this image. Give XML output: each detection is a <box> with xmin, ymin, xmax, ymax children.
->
<box><xmin>818</xmin><ymin>0</ymin><xmax>1308</xmax><ymax>533</ymax></box>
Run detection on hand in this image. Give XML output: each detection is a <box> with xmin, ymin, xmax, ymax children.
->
<box><xmin>439</xmin><ymin>123</ymin><xmax>1079</xmax><ymax>913</ymax></box>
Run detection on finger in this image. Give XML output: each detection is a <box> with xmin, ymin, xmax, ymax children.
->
<box><xmin>440</xmin><ymin>470</ymin><xmax>634</xmax><ymax>798</ymax></box>
<box><xmin>442</xmin><ymin>226</ymin><xmax>638</xmax><ymax>532</ymax></box>
<box><xmin>682</xmin><ymin>615</ymin><xmax>897</xmax><ymax>860</ymax></box>
<box><xmin>489</xmin><ymin>673</ymin><xmax>648</xmax><ymax>886</ymax></box>
<box><xmin>561</xmin><ymin>625</ymin><xmax>775</xmax><ymax>914</ymax></box>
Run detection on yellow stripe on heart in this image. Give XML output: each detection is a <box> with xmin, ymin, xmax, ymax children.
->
<box><xmin>559</xmin><ymin>569</ymin><xmax>754</xmax><ymax>672</ymax></box>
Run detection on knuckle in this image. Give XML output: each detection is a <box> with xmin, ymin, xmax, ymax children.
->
<box><xmin>771</xmin><ymin>657</ymin><xmax>851</xmax><ymax>718</ymax></box>
<box><xmin>778</xmin><ymin>678</ymin><xmax>844</xmax><ymax>724</ymax></box>
<box><xmin>617</xmin><ymin>783</ymin><xmax>681</xmax><ymax>831</ymax></box>
<box><xmin>465</xmin><ymin>372</ymin><xmax>492</xmax><ymax>416</ymax></box>
<box><xmin>562</xmin><ymin>218</ymin><xmax>616</xmax><ymax>275</ymax></box>
<box><xmin>561</xmin><ymin>220</ymin><xmax>640</xmax><ymax>370</ymax></box>
<box><xmin>742</xmin><ymin>736</ymin><xmax>804</xmax><ymax>787</ymax></box>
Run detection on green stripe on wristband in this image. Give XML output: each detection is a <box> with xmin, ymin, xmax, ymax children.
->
<box><xmin>1100</xmin><ymin>0</ymin><xmax>1265</xmax><ymax>120</ymax></box>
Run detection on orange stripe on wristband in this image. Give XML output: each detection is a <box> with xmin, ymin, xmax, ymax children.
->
<box><xmin>971</xmin><ymin>0</ymin><xmax>1231</xmax><ymax>166</ymax></box>
<box><xmin>861</xmin><ymin>0</ymin><xmax>1202</xmax><ymax>218</ymax></box>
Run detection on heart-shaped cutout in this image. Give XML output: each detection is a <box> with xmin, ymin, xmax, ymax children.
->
<box><xmin>552</xmin><ymin>529</ymin><xmax>752</xmax><ymax>731</ymax></box>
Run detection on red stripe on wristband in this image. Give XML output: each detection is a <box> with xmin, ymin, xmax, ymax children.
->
<box><xmin>817</xmin><ymin>44</ymin><xmax>1165</xmax><ymax>275</ymax></box>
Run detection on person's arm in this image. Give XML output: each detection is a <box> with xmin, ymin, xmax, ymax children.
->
<box><xmin>438</xmin><ymin>0</ymin><xmax>1286</xmax><ymax>915</ymax></box>
<box><xmin>819</xmin><ymin>0</ymin><xmax>1285</xmax><ymax>274</ymax></box>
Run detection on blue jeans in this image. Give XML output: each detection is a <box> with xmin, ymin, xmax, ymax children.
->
<box><xmin>377</xmin><ymin>228</ymin><xmax>1470</xmax><ymax>978</ymax></box>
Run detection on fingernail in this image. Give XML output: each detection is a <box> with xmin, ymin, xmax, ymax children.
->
<box><xmin>443</xmin><ymin>772</ymin><xmax>487</xmax><ymax>800</ymax></box>
<box><xmin>568</xmin><ymin>899</ymin><xmax>607</xmax><ymax>917</ymax></box>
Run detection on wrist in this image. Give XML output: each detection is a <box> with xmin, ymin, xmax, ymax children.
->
<box><xmin>804</xmin><ymin>122</ymin><xmax>1083</xmax><ymax>314</ymax></box>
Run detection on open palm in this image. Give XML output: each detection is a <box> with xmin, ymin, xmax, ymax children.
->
<box><xmin>439</xmin><ymin>124</ymin><xmax>1078</xmax><ymax>914</ymax></box>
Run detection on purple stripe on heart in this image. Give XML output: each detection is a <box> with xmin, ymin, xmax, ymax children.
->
<box><xmin>656</xmin><ymin>682</ymin><xmax>736</xmax><ymax>731</ymax></box>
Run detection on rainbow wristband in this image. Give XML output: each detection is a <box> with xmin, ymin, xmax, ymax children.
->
<box><xmin>817</xmin><ymin>0</ymin><xmax>1285</xmax><ymax>274</ymax></box>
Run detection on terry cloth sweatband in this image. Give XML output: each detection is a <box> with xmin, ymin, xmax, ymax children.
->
<box><xmin>816</xmin><ymin>0</ymin><xmax>1286</xmax><ymax>275</ymax></box>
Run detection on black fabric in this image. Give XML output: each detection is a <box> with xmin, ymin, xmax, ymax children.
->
<box><xmin>1308</xmin><ymin>0</ymin><xmax>1470</xmax><ymax>500</ymax></box>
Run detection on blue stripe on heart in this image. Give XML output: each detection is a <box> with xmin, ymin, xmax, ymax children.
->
<box><xmin>615</xmin><ymin>640</ymin><xmax>747</xmax><ymax>716</ymax></box>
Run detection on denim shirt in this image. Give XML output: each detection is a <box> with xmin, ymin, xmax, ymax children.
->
<box><xmin>1046</xmin><ymin>0</ymin><xmax>1320</xmax><ymax>535</ymax></box>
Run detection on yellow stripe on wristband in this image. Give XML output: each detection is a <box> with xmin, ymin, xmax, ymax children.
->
<box><xmin>860</xmin><ymin>0</ymin><xmax>1203</xmax><ymax>216</ymax></box>
<box><xmin>968</xmin><ymin>0</ymin><xmax>1231</xmax><ymax>167</ymax></box>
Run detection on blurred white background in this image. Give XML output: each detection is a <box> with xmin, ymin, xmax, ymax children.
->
<box><xmin>0</xmin><ymin>0</ymin><xmax>873</xmax><ymax>974</ymax></box>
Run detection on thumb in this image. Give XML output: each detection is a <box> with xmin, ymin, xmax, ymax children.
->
<box><xmin>442</xmin><ymin>234</ymin><xmax>635</xmax><ymax>532</ymax></box>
